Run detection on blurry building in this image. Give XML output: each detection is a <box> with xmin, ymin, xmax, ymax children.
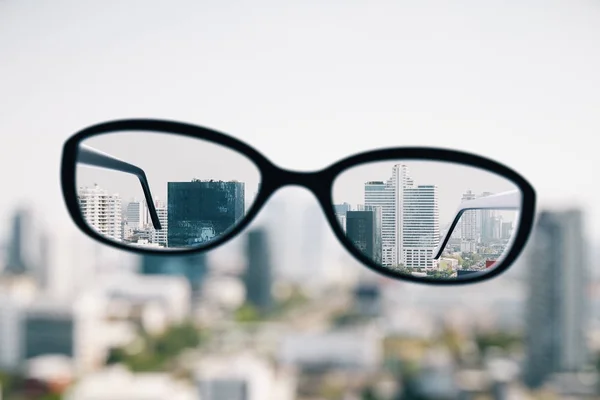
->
<box><xmin>299</xmin><ymin>204</ymin><xmax>325</xmax><ymax>285</ymax></box>
<box><xmin>167</xmin><ymin>180</ymin><xmax>245</xmax><ymax>247</ymax></box>
<box><xmin>99</xmin><ymin>274</ymin><xmax>191</xmax><ymax>330</ymax></box>
<box><xmin>501</xmin><ymin>221</ymin><xmax>513</xmax><ymax>240</ymax></box>
<box><xmin>0</xmin><ymin>293</ymin><xmax>24</xmax><ymax>371</ymax></box>
<box><xmin>346</xmin><ymin>209</ymin><xmax>382</xmax><ymax>264</ymax></box>
<box><xmin>5</xmin><ymin>207</ymin><xmax>37</xmax><ymax>276</ymax></box>
<box><xmin>244</xmin><ymin>228</ymin><xmax>273</xmax><ymax>313</ymax></box>
<box><xmin>524</xmin><ymin>209</ymin><xmax>589</xmax><ymax>388</ymax></box>
<box><xmin>65</xmin><ymin>365</ymin><xmax>198</xmax><ymax>400</ymax></box>
<box><xmin>353</xmin><ymin>282</ymin><xmax>381</xmax><ymax>317</ymax></box>
<box><xmin>279</xmin><ymin>325</ymin><xmax>382</xmax><ymax>371</ymax></box>
<box><xmin>22</xmin><ymin>295</ymin><xmax>107</xmax><ymax>373</ymax></box>
<box><xmin>194</xmin><ymin>353</ymin><xmax>296</xmax><ymax>400</ymax></box>
<box><xmin>140</xmin><ymin>253</ymin><xmax>207</xmax><ymax>306</ymax></box>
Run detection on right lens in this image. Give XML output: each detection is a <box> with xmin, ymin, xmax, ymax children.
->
<box><xmin>332</xmin><ymin>159</ymin><xmax>522</xmax><ymax>281</ymax></box>
<box><xmin>74</xmin><ymin>130</ymin><xmax>261</xmax><ymax>250</ymax></box>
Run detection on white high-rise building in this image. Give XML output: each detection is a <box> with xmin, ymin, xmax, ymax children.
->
<box><xmin>78</xmin><ymin>185</ymin><xmax>123</xmax><ymax>241</ymax></box>
<box><xmin>401</xmin><ymin>185</ymin><xmax>440</xmax><ymax>269</ymax></box>
<box><xmin>391</xmin><ymin>164</ymin><xmax>413</xmax><ymax>266</ymax></box>
<box><xmin>365</xmin><ymin>181</ymin><xmax>396</xmax><ymax>266</ymax></box>
<box><xmin>151</xmin><ymin>200</ymin><xmax>168</xmax><ymax>247</ymax></box>
<box><xmin>364</xmin><ymin>164</ymin><xmax>439</xmax><ymax>268</ymax></box>
<box><xmin>460</xmin><ymin>190</ymin><xmax>478</xmax><ymax>253</ymax></box>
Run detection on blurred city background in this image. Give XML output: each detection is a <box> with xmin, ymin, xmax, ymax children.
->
<box><xmin>3</xmin><ymin>0</ymin><xmax>600</xmax><ymax>399</ymax></box>
<box><xmin>0</xmin><ymin>194</ymin><xmax>598</xmax><ymax>399</ymax></box>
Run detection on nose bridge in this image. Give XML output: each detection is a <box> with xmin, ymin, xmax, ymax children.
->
<box><xmin>279</xmin><ymin>169</ymin><xmax>320</xmax><ymax>189</ymax></box>
<box><xmin>273</xmin><ymin>168</ymin><xmax>328</xmax><ymax>200</ymax></box>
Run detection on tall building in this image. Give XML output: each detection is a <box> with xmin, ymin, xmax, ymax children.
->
<box><xmin>150</xmin><ymin>200</ymin><xmax>168</xmax><ymax>247</ymax></box>
<box><xmin>78</xmin><ymin>185</ymin><xmax>123</xmax><ymax>242</ymax></box>
<box><xmin>391</xmin><ymin>164</ymin><xmax>413</xmax><ymax>267</ymax></box>
<box><xmin>524</xmin><ymin>209</ymin><xmax>589</xmax><ymax>388</ymax></box>
<box><xmin>401</xmin><ymin>185</ymin><xmax>439</xmax><ymax>269</ymax></box>
<box><xmin>364</xmin><ymin>164</ymin><xmax>438</xmax><ymax>268</ymax></box>
<box><xmin>334</xmin><ymin>203</ymin><xmax>352</xmax><ymax>215</ymax></box>
<box><xmin>479</xmin><ymin>191</ymin><xmax>497</xmax><ymax>244</ymax></box>
<box><xmin>364</xmin><ymin>181</ymin><xmax>396</xmax><ymax>266</ymax></box>
<box><xmin>345</xmin><ymin>208</ymin><xmax>382</xmax><ymax>264</ymax></box>
<box><xmin>5</xmin><ymin>207</ymin><xmax>36</xmax><ymax>275</ymax></box>
<box><xmin>460</xmin><ymin>190</ymin><xmax>478</xmax><ymax>253</ymax></box>
<box><xmin>334</xmin><ymin>203</ymin><xmax>352</xmax><ymax>233</ymax></box>
<box><xmin>167</xmin><ymin>180</ymin><xmax>245</xmax><ymax>248</ymax></box>
<box><xmin>125</xmin><ymin>199</ymin><xmax>147</xmax><ymax>231</ymax></box>
<box><xmin>244</xmin><ymin>228</ymin><xmax>273</xmax><ymax>313</ymax></box>
<box><xmin>501</xmin><ymin>221</ymin><xmax>513</xmax><ymax>240</ymax></box>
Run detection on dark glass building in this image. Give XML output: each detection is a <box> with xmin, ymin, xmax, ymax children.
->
<box><xmin>24</xmin><ymin>310</ymin><xmax>74</xmax><ymax>359</ymax></box>
<box><xmin>345</xmin><ymin>209</ymin><xmax>382</xmax><ymax>264</ymax></box>
<box><xmin>140</xmin><ymin>253</ymin><xmax>208</xmax><ymax>303</ymax></box>
<box><xmin>167</xmin><ymin>180</ymin><xmax>245</xmax><ymax>248</ymax></box>
<box><xmin>244</xmin><ymin>228</ymin><xmax>273</xmax><ymax>313</ymax></box>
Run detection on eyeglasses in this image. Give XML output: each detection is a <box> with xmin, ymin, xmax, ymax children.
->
<box><xmin>60</xmin><ymin>119</ymin><xmax>536</xmax><ymax>285</ymax></box>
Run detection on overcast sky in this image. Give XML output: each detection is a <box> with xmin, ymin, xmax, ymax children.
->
<box><xmin>1</xmin><ymin>0</ymin><xmax>599</xmax><ymax>249</ymax></box>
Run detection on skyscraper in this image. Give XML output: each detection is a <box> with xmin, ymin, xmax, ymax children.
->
<box><xmin>167</xmin><ymin>180</ymin><xmax>245</xmax><ymax>248</ymax></box>
<box><xmin>460</xmin><ymin>190</ymin><xmax>478</xmax><ymax>253</ymax></box>
<box><xmin>524</xmin><ymin>209</ymin><xmax>589</xmax><ymax>388</ymax></box>
<box><xmin>345</xmin><ymin>208</ymin><xmax>382</xmax><ymax>264</ymax></box>
<box><xmin>334</xmin><ymin>203</ymin><xmax>352</xmax><ymax>215</ymax></box>
<box><xmin>150</xmin><ymin>200</ymin><xmax>168</xmax><ymax>247</ymax></box>
<box><xmin>5</xmin><ymin>207</ymin><xmax>35</xmax><ymax>275</ymax></box>
<box><xmin>364</xmin><ymin>180</ymin><xmax>396</xmax><ymax>266</ymax></box>
<box><xmin>77</xmin><ymin>184</ymin><xmax>123</xmax><ymax>242</ymax></box>
<box><xmin>244</xmin><ymin>228</ymin><xmax>273</xmax><ymax>313</ymax></box>
<box><xmin>401</xmin><ymin>185</ymin><xmax>439</xmax><ymax>269</ymax></box>
<box><xmin>125</xmin><ymin>199</ymin><xmax>147</xmax><ymax>231</ymax></box>
<box><xmin>334</xmin><ymin>203</ymin><xmax>352</xmax><ymax>233</ymax></box>
<box><xmin>479</xmin><ymin>191</ymin><xmax>497</xmax><ymax>244</ymax></box>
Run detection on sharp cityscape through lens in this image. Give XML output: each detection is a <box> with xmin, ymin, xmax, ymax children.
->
<box><xmin>333</xmin><ymin>162</ymin><xmax>519</xmax><ymax>279</ymax></box>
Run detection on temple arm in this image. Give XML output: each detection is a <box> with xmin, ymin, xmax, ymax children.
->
<box><xmin>432</xmin><ymin>190</ymin><xmax>521</xmax><ymax>259</ymax></box>
<box><xmin>77</xmin><ymin>144</ymin><xmax>162</xmax><ymax>230</ymax></box>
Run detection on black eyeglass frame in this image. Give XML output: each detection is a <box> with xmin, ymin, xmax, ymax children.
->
<box><xmin>61</xmin><ymin>119</ymin><xmax>536</xmax><ymax>286</ymax></box>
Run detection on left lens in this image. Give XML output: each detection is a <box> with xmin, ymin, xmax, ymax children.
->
<box><xmin>74</xmin><ymin>130</ymin><xmax>261</xmax><ymax>251</ymax></box>
<box><xmin>331</xmin><ymin>160</ymin><xmax>522</xmax><ymax>281</ymax></box>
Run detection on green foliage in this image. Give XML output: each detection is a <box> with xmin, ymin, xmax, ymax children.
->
<box><xmin>362</xmin><ymin>386</ymin><xmax>384</xmax><ymax>400</ymax></box>
<box><xmin>106</xmin><ymin>321</ymin><xmax>202</xmax><ymax>372</ymax></box>
<box><xmin>0</xmin><ymin>371</ymin><xmax>23</xmax><ymax>398</ymax></box>
<box><xmin>474</xmin><ymin>332</ymin><xmax>521</xmax><ymax>352</ymax></box>
<box><xmin>426</xmin><ymin>269</ymin><xmax>453</xmax><ymax>279</ymax></box>
<box><xmin>234</xmin><ymin>303</ymin><xmax>261</xmax><ymax>323</ymax></box>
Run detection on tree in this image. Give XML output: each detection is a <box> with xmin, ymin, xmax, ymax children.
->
<box><xmin>106</xmin><ymin>321</ymin><xmax>203</xmax><ymax>372</ymax></box>
<box><xmin>234</xmin><ymin>303</ymin><xmax>261</xmax><ymax>323</ymax></box>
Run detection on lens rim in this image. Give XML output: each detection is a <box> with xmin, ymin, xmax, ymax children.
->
<box><xmin>61</xmin><ymin>119</ymin><xmax>536</xmax><ymax>285</ymax></box>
